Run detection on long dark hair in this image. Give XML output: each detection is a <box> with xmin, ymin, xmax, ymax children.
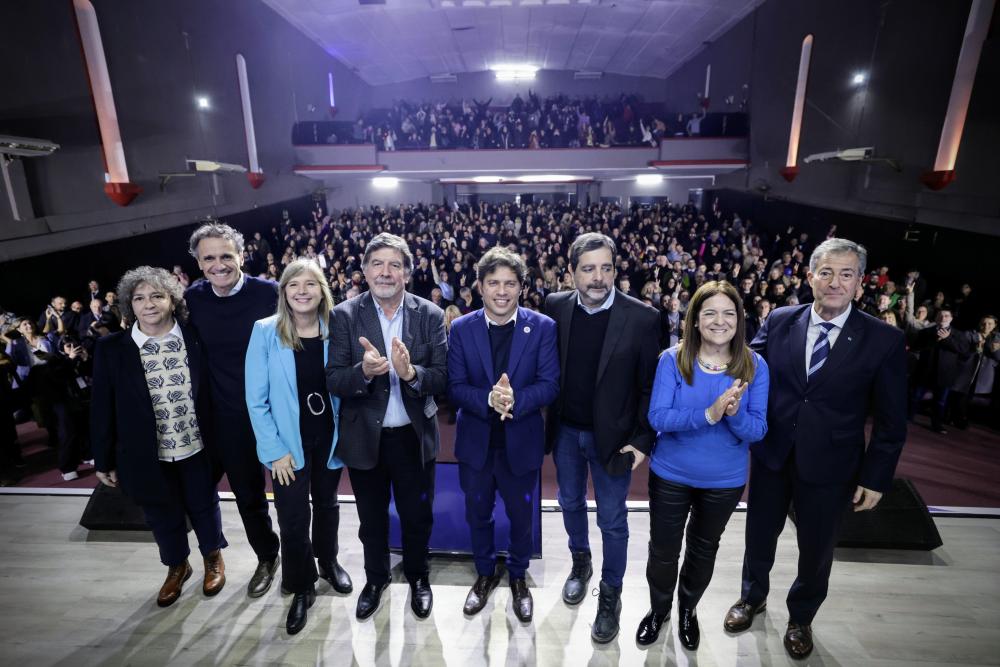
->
<box><xmin>676</xmin><ymin>280</ymin><xmax>756</xmax><ymax>386</ymax></box>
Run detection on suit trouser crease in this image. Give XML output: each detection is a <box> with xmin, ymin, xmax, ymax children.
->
<box><xmin>554</xmin><ymin>425</ymin><xmax>631</xmax><ymax>588</ymax></box>
<box><xmin>141</xmin><ymin>451</ymin><xmax>229</xmax><ymax>567</ymax></box>
<box><xmin>271</xmin><ymin>432</ymin><xmax>342</xmax><ymax>594</ymax></box>
<box><xmin>212</xmin><ymin>413</ymin><xmax>280</xmax><ymax>561</ymax></box>
<box><xmin>646</xmin><ymin>474</ymin><xmax>743</xmax><ymax>614</ymax></box>
<box><xmin>459</xmin><ymin>447</ymin><xmax>536</xmax><ymax>580</ymax></box>
<box><xmin>741</xmin><ymin>454</ymin><xmax>854</xmax><ymax>624</ymax></box>
<box><xmin>349</xmin><ymin>425</ymin><xmax>435</xmax><ymax>586</ymax></box>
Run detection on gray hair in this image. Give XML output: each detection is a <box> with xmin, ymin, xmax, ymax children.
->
<box><xmin>362</xmin><ymin>233</ymin><xmax>413</xmax><ymax>274</ymax></box>
<box><xmin>809</xmin><ymin>238</ymin><xmax>868</xmax><ymax>275</ymax></box>
<box><xmin>476</xmin><ymin>246</ymin><xmax>528</xmax><ymax>285</ymax></box>
<box><xmin>188</xmin><ymin>222</ymin><xmax>245</xmax><ymax>259</ymax></box>
<box><xmin>117</xmin><ymin>266</ymin><xmax>188</xmax><ymax>325</ymax></box>
<box><xmin>569</xmin><ymin>232</ymin><xmax>617</xmax><ymax>270</ymax></box>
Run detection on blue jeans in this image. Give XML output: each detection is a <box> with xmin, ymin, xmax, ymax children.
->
<box><xmin>554</xmin><ymin>425</ymin><xmax>631</xmax><ymax>588</ymax></box>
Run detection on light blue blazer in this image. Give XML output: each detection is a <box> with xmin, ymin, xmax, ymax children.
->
<box><xmin>245</xmin><ymin>314</ymin><xmax>342</xmax><ymax>471</ymax></box>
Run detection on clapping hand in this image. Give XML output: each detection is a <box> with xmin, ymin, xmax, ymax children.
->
<box><xmin>490</xmin><ymin>373</ymin><xmax>515</xmax><ymax>421</ymax></box>
<box><xmin>937</xmin><ymin>327</ymin><xmax>951</xmax><ymax>340</ymax></box>
<box><xmin>390</xmin><ymin>336</ymin><xmax>416</xmax><ymax>382</ymax></box>
<box><xmin>709</xmin><ymin>379</ymin><xmax>748</xmax><ymax>422</ymax></box>
<box><xmin>359</xmin><ymin>336</ymin><xmax>390</xmax><ymax>379</ymax></box>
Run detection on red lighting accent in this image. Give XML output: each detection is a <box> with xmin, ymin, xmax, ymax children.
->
<box><xmin>779</xmin><ymin>166</ymin><xmax>799</xmax><ymax>182</ymax></box>
<box><xmin>920</xmin><ymin>170</ymin><xmax>956</xmax><ymax>191</ymax></box>
<box><xmin>329</xmin><ymin>106</ymin><xmax>338</xmax><ymax>119</ymax></box>
<box><xmin>104</xmin><ymin>182</ymin><xmax>141</xmax><ymax>206</ymax></box>
<box><xmin>247</xmin><ymin>172</ymin><xmax>265</xmax><ymax>189</ymax></box>
<box><xmin>700</xmin><ymin>97</ymin><xmax>710</xmax><ymax>110</ymax></box>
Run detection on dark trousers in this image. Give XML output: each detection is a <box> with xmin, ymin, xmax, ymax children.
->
<box><xmin>211</xmin><ymin>412</ymin><xmax>279</xmax><ymax>561</ymax></box>
<box><xmin>646</xmin><ymin>474</ymin><xmax>743</xmax><ymax>614</ymax></box>
<box><xmin>51</xmin><ymin>401</ymin><xmax>88</xmax><ymax>474</ymax></box>
<box><xmin>348</xmin><ymin>425</ymin><xmax>435</xmax><ymax>586</ymax></box>
<box><xmin>740</xmin><ymin>454</ymin><xmax>854</xmax><ymax>624</ymax></box>
<box><xmin>459</xmin><ymin>448</ymin><xmax>537</xmax><ymax>580</ymax></box>
<box><xmin>554</xmin><ymin>425</ymin><xmax>631</xmax><ymax>587</ymax></box>
<box><xmin>272</xmin><ymin>433</ymin><xmax>343</xmax><ymax>594</ymax></box>
<box><xmin>141</xmin><ymin>451</ymin><xmax>228</xmax><ymax>567</ymax></box>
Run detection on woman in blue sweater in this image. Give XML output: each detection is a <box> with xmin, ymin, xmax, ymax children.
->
<box><xmin>637</xmin><ymin>281</ymin><xmax>769</xmax><ymax>650</ymax></box>
<box><xmin>246</xmin><ymin>259</ymin><xmax>353</xmax><ymax>635</ymax></box>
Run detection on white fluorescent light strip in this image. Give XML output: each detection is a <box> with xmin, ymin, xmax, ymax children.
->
<box><xmin>372</xmin><ymin>177</ymin><xmax>399</xmax><ymax>188</ymax></box>
<box><xmin>636</xmin><ymin>174</ymin><xmax>664</xmax><ymax>185</ymax></box>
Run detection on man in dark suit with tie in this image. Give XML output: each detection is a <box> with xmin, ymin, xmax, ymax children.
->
<box><xmin>724</xmin><ymin>238</ymin><xmax>907</xmax><ymax>660</ymax></box>
<box><xmin>544</xmin><ymin>233</ymin><xmax>660</xmax><ymax>643</ymax></box>
<box><xmin>448</xmin><ymin>247</ymin><xmax>559</xmax><ymax>623</ymax></box>
<box><xmin>327</xmin><ymin>233</ymin><xmax>448</xmax><ymax>621</ymax></box>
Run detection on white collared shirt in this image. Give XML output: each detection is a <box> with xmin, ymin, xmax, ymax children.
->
<box><xmin>131</xmin><ymin>320</ymin><xmax>183</xmax><ymax>348</ymax></box>
<box><xmin>372</xmin><ymin>293</ymin><xmax>411</xmax><ymax>428</ymax></box>
<box><xmin>575</xmin><ymin>288</ymin><xmax>616</xmax><ymax>315</ymax></box>
<box><xmin>485</xmin><ymin>309</ymin><xmax>518</xmax><ymax>329</ymax></box>
<box><xmin>805</xmin><ymin>303</ymin><xmax>852</xmax><ymax>371</ymax></box>
<box><xmin>211</xmin><ymin>271</ymin><xmax>246</xmax><ymax>298</ymax></box>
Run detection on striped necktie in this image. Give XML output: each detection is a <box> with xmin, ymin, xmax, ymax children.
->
<box><xmin>808</xmin><ymin>322</ymin><xmax>836</xmax><ymax>379</ymax></box>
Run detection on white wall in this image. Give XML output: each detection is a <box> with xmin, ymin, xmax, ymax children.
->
<box><xmin>600</xmin><ymin>177</ymin><xmax>713</xmax><ymax>205</ymax></box>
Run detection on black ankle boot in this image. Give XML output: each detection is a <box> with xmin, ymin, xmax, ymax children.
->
<box><xmin>562</xmin><ymin>550</ymin><xmax>593</xmax><ymax>605</ymax></box>
<box><xmin>286</xmin><ymin>588</ymin><xmax>316</xmax><ymax>635</ymax></box>
<box><xmin>591</xmin><ymin>581</ymin><xmax>622</xmax><ymax>643</ymax></box>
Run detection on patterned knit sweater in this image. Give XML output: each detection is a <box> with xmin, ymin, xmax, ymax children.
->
<box><xmin>139</xmin><ymin>334</ymin><xmax>203</xmax><ymax>461</ymax></box>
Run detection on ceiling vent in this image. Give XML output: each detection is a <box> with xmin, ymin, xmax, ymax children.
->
<box><xmin>430</xmin><ymin>73</ymin><xmax>458</xmax><ymax>84</ymax></box>
<box><xmin>573</xmin><ymin>70</ymin><xmax>603</xmax><ymax>80</ymax></box>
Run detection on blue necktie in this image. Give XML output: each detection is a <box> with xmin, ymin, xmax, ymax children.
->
<box><xmin>808</xmin><ymin>322</ymin><xmax>836</xmax><ymax>379</ymax></box>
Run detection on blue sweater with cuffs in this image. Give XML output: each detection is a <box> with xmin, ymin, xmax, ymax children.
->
<box><xmin>647</xmin><ymin>346</ymin><xmax>770</xmax><ymax>489</ymax></box>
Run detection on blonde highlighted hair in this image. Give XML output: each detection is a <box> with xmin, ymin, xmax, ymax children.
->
<box><xmin>276</xmin><ymin>259</ymin><xmax>334</xmax><ymax>351</ymax></box>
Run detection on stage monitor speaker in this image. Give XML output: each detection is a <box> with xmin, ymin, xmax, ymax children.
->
<box><xmin>837</xmin><ymin>478</ymin><xmax>943</xmax><ymax>550</ymax></box>
<box><xmin>79</xmin><ymin>482</ymin><xmax>150</xmax><ymax>532</ymax></box>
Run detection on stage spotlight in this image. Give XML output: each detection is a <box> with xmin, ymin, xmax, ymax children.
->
<box><xmin>197</xmin><ymin>96</ymin><xmax>211</xmax><ymax>109</ymax></box>
<box><xmin>852</xmin><ymin>72</ymin><xmax>866</xmax><ymax>85</ymax></box>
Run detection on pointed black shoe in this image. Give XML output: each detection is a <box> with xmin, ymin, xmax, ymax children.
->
<box><xmin>286</xmin><ymin>588</ymin><xmax>316</xmax><ymax>635</ymax></box>
<box><xmin>562</xmin><ymin>550</ymin><xmax>593</xmax><ymax>605</ymax></box>
<box><xmin>635</xmin><ymin>610</ymin><xmax>669</xmax><ymax>647</ymax></box>
<box><xmin>510</xmin><ymin>578</ymin><xmax>533</xmax><ymax>623</ymax></box>
<box><xmin>355</xmin><ymin>581</ymin><xmax>389</xmax><ymax>620</ymax></box>
<box><xmin>678</xmin><ymin>607</ymin><xmax>700</xmax><ymax>650</ymax></box>
<box><xmin>463</xmin><ymin>571</ymin><xmax>502</xmax><ymax>616</ymax></box>
<box><xmin>409</xmin><ymin>576</ymin><xmax>433</xmax><ymax>619</ymax></box>
<box><xmin>319</xmin><ymin>559</ymin><xmax>353</xmax><ymax>594</ymax></box>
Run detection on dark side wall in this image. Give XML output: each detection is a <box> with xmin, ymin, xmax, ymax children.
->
<box><xmin>664</xmin><ymin>0</ymin><xmax>999</xmax><ymax>236</ymax></box>
<box><xmin>0</xmin><ymin>0</ymin><xmax>370</xmax><ymax>258</ymax></box>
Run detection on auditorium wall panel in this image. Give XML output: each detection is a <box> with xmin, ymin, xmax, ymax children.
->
<box><xmin>663</xmin><ymin>0</ymin><xmax>999</xmax><ymax>236</ymax></box>
<box><xmin>0</xmin><ymin>0</ymin><xmax>370</xmax><ymax>259</ymax></box>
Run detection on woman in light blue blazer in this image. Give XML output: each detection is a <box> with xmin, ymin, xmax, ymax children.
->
<box><xmin>246</xmin><ymin>258</ymin><xmax>353</xmax><ymax>635</ymax></box>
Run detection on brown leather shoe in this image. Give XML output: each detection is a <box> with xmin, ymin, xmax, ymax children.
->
<box><xmin>723</xmin><ymin>599</ymin><xmax>766</xmax><ymax>633</ymax></box>
<box><xmin>203</xmin><ymin>549</ymin><xmax>226</xmax><ymax>596</ymax></box>
<box><xmin>157</xmin><ymin>560</ymin><xmax>193</xmax><ymax>608</ymax></box>
<box><xmin>784</xmin><ymin>622</ymin><xmax>814</xmax><ymax>660</ymax></box>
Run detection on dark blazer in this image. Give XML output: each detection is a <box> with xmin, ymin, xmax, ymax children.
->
<box><xmin>543</xmin><ymin>289</ymin><xmax>660</xmax><ymax>476</ymax></box>
<box><xmin>750</xmin><ymin>304</ymin><xmax>907</xmax><ymax>491</ymax></box>
<box><xmin>326</xmin><ymin>291</ymin><xmax>448</xmax><ymax>469</ymax></box>
<box><xmin>447</xmin><ymin>307</ymin><xmax>560</xmax><ymax>476</ymax></box>
<box><xmin>90</xmin><ymin>324</ymin><xmax>212</xmax><ymax>505</ymax></box>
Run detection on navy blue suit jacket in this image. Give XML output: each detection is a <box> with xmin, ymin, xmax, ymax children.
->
<box><xmin>448</xmin><ymin>307</ymin><xmax>560</xmax><ymax>476</ymax></box>
<box><xmin>750</xmin><ymin>304</ymin><xmax>907</xmax><ymax>491</ymax></box>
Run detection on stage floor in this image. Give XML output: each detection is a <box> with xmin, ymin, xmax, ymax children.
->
<box><xmin>0</xmin><ymin>495</ymin><xmax>997</xmax><ymax>666</ymax></box>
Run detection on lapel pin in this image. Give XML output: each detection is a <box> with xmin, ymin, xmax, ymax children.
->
<box><xmin>523</xmin><ymin>326</ymin><xmax>531</xmax><ymax>334</ymax></box>
<box><xmin>847</xmin><ymin>336</ymin><xmax>853</xmax><ymax>342</ymax></box>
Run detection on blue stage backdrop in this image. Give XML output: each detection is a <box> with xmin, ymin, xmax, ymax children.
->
<box><xmin>389</xmin><ymin>462</ymin><xmax>542</xmax><ymax>558</ymax></box>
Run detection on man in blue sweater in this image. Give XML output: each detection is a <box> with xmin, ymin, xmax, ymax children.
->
<box><xmin>185</xmin><ymin>222</ymin><xmax>281</xmax><ymax>597</ymax></box>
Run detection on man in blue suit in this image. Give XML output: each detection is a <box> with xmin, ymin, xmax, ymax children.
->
<box><xmin>724</xmin><ymin>238</ymin><xmax>907</xmax><ymax>660</ymax></box>
<box><xmin>448</xmin><ymin>247</ymin><xmax>559</xmax><ymax>623</ymax></box>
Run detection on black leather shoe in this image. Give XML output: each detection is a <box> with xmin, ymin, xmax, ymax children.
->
<box><xmin>678</xmin><ymin>607</ymin><xmax>700</xmax><ymax>650</ymax></box>
<box><xmin>463</xmin><ymin>572</ymin><xmax>501</xmax><ymax>616</ymax></box>
<box><xmin>247</xmin><ymin>556</ymin><xmax>280</xmax><ymax>598</ymax></box>
<box><xmin>562</xmin><ymin>550</ymin><xmax>593</xmax><ymax>606</ymax></box>
<box><xmin>286</xmin><ymin>588</ymin><xmax>316</xmax><ymax>635</ymax></box>
<box><xmin>319</xmin><ymin>559</ymin><xmax>353</xmax><ymax>594</ymax></box>
<box><xmin>510</xmin><ymin>578</ymin><xmax>533</xmax><ymax>623</ymax></box>
<box><xmin>409</xmin><ymin>576</ymin><xmax>433</xmax><ymax>619</ymax></box>
<box><xmin>723</xmin><ymin>598</ymin><xmax>766</xmax><ymax>633</ymax></box>
<box><xmin>356</xmin><ymin>581</ymin><xmax>389</xmax><ymax>620</ymax></box>
<box><xmin>635</xmin><ymin>609</ymin><xmax>669</xmax><ymax>647</ymax></box>
<box><xmin>591</xmin><ymin>581</ymin><xmax>622</xmax><ymax>644</ymax></box>
<box><xmin>784</xmin><ymin>622</ymin><xmax>814</xmax><ymax>660</ymax></box>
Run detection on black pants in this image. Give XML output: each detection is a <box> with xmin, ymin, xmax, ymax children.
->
<box><xmin>740</xmin><ymin>454</ymin><xmax>854</xmax><ymax>624</ymax></box>
<box><xmin>646</xmin><ymin>474</ymin><xmax>743</xmax><ymax>614</ymax></box>
<box><xmin>51</xmin><ymin>401</ymin><xmax>89</xmax><ymax>474</ymax></box>
<box><xmin>211</xmin><ymin>413</ymin><xmax>280</xmax><ymax>561</ymax></box>
<box><xmin>272</xmin><ymin>433</ymin><xmax>343</xmax><ymax>594</ymax></box>
<box><xmin>141</xmin><ymin>451</ymin><xmax>228</xmax><ymax>567</ymax></box>
<box><xmin>348</xmin><ymin>425</ymin><xmax>435</xmax><ymax>586</ymax></box>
